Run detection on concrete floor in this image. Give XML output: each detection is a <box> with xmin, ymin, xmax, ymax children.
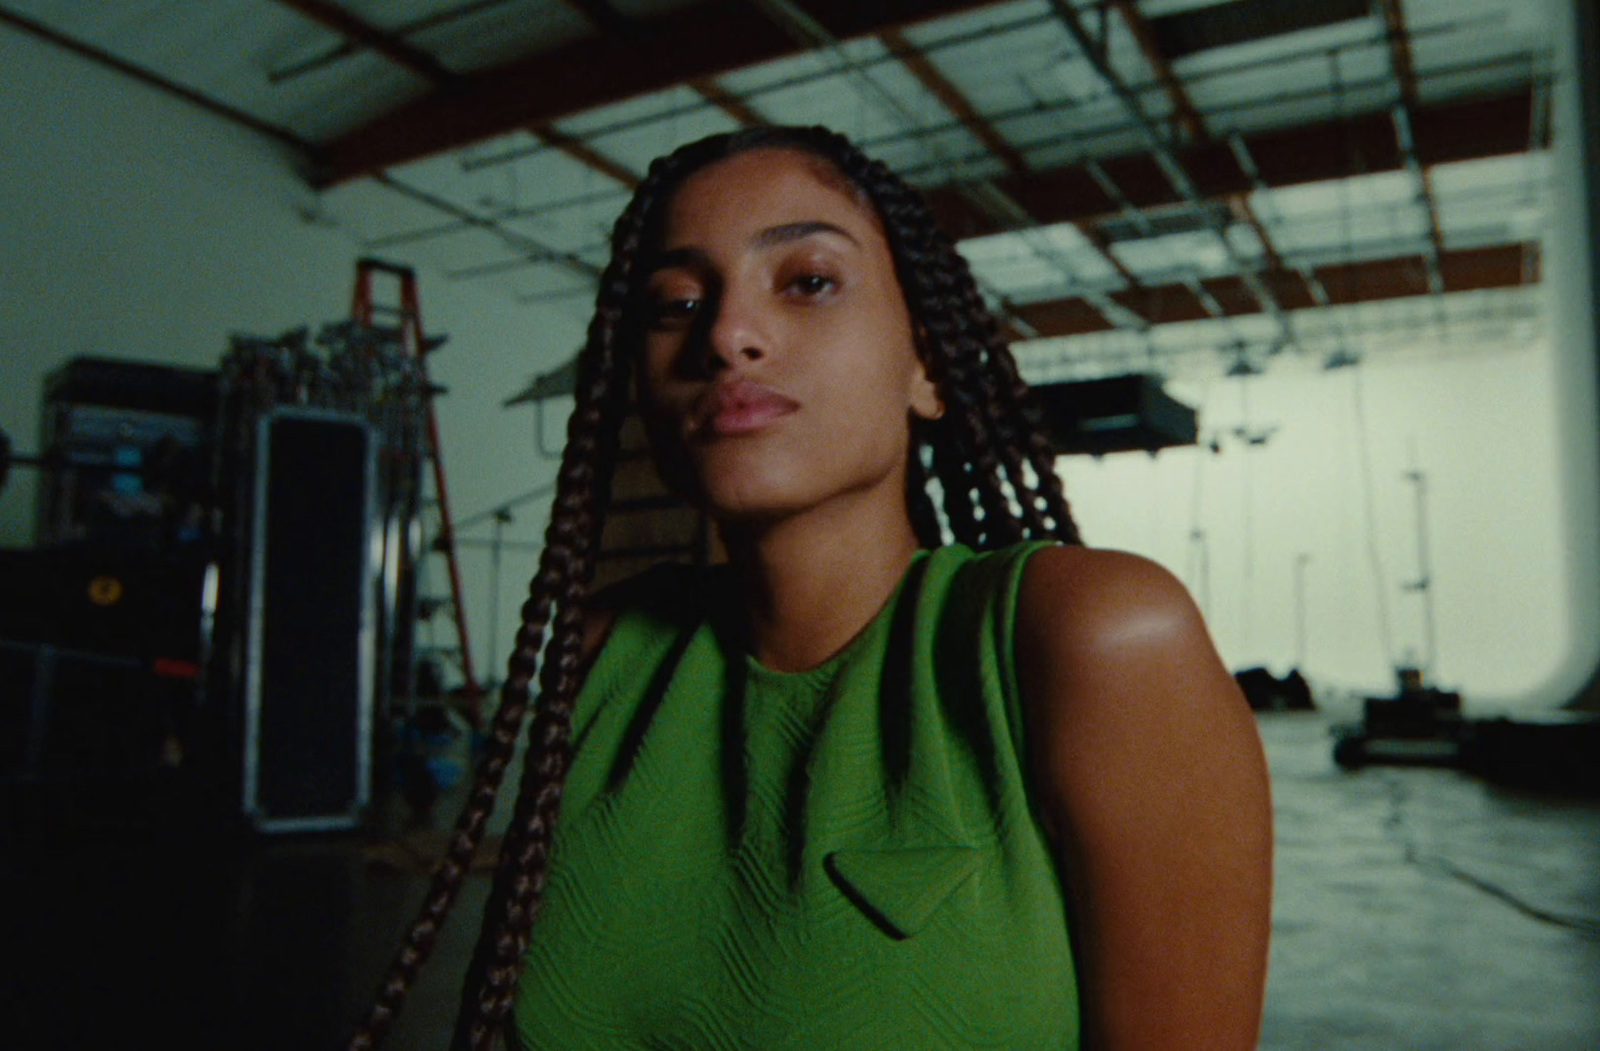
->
<box><xmin>4</xmin><ymin>709</ymin><xmax>1597</xmax><ymax>1050</ymax></box>
<box><xmin>1260</xmin><ymin>712</ymin><xmax>1600</xmax><ymax>1050</ymax></box>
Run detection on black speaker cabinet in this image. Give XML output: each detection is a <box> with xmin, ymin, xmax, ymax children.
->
<box><xmin>242</xmin><ymin>410</ymin><xmax>376</xmax><ymax>832</ymax></box>
<box><xmin>1032</xmin><ymin>375</ymin><xmax>1199</xmax><ymax>456</ymax></box>
<box><xmin>36</xmin><ymin>357</ymin><xmax>218</xmax><ymax>554</ymax></box>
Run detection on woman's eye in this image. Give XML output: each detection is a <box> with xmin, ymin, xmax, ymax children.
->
<box><xmin>646</xmin><ymin>297</ymin><xmax>701</xmax><ymax>326</ymax></box>
<box><xmin>787</xmin><ymin>273</ymin><xmax>836</xmax><ymax>297</ymax></box>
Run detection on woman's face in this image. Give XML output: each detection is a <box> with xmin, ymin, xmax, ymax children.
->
<box><xmin>636</xmin><ymin>147</ymin><xmax>942</xmax><ymax>526</ymax></box>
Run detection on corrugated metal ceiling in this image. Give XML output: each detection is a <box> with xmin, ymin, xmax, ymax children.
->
<box><xmin>0</xmin><ymin>0</ymin><xmax>1555</xmax><ymax>378</ymax></box>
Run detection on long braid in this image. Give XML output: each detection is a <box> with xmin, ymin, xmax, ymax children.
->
<box><xmin>448</xmin><ymin>363</ymin><xmax>627</xmax><ymax>1049</ymax></box>
<box><xmin>905</xmin><ymin>432</ymin><xmax>944</xmax><ymax>547</ymax></box>
<box><xmin>876</xmin><ymin>198</ymin><xmax>1024</xmax><ymax>544</ymax></box>
<box><xmin>344</xmin><ymin>572</ymin><xmax>566</xmax><ymax>1050</ymax></box>
<box><xmin>812</xmin><ymin>130</ymin><xmax>1080</xmax><ymax>548</ymax></box>
<box><xmin>940</xmin><ymin>264</ymin><xmax>1080</xmax><ymax>540</ymax></box>
<box><xmin>345</xmin><ymin>149</ymin><xmax>684</xmax><ymax>1051</ymax></box>
<box><xmin>449</xmin><ymin>148</ymin><xmax>718</xmax><ymax>1048</ymax></box>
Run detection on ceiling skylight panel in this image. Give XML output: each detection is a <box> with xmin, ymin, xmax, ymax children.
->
<box><xmin>1281</xmin><ymin>169</ymin><xmax>1418</xmax><ymax>217</ymax></box>
<box><xmin>1268</xmin><ymin>205</ymin><xmax>1432</xmax><ymax>266</ymax></box>
<box><xmin>454</xmin><ymin>129</ymin><xmax>549</xmax><ymax>183</ymax></box>
<box><xmin>555</xmin><ymin>86</ymin><xmax>710</xmax><ymax>139</ymax></box>
<box><xmin>1416</xmin><ymin>63</ymin><xmax>1542</xmax><ymax>109</ymax></box>
<box><xmin>1107</xmin><ymin>228</ymin><xmax>1257</xmax><ymax>282</ymax></box>
<box><xmin>737</xmin><ymin>41</ymin><xmax>983</xmax><ymax>149</ymax></box>
<box><xmin>403</xmin><ymin>0</ymin><xmax>591</xmax><ymax>71</ymax></box>
<box><xmin>715</xmin><ymin>35</ymin><xmax>887</xmax><ymax>99</ymax></box>
<box><xmin>1014</xmin><ymin>125</ymin><xmax>1153</xmax><ymax>174</ymax></box>
<box><xmin>1405</xmin><ymin>0</ymin><xmax>1544</xmax><ymax>57</ymax></box>
<box><xmin>1431</xmin><ymin>161</ymin><xmax>1548</xmax><ymax>252</ymax></box>
<box><xmin>1324</xmin><ymin>40</ymin><xmax>1398</xmax><ymax>89</ymax></box>
<box><xmin>1033</xmin><ymin>220</ymin><xmax>1102</xmax><ymax>256</ymax></box>
<box><xmin>339</xmin><ymin>0</ymin><xmax>477</xmax><ymax>28</ymax></box>
<box><xmin>1097</xmin><ymin>2</ymin><xmax>1163</xmax><ymax>89</ymax></box>
<box><xmin>959</xmin><ymin>223</ymin><xmax>1123</xmax><ymax>297</ymax></box>
<box><xmin>1225</xmin><ymin>221</ymin><xmax>1267</xmax><ymax>263</ymax></box>
<box><xmin>964</xmin><ymin>254</ymin><xmax>1075</xmax><ymax>298</ymax></box>
<box><xmin>1166</xmin><ymin>6</ymin><xmax>1378</xmax><ymax>79</ymax></box>
<box><xmin>1429</xmin><ymin>152</ymin><xmax>1549</xmax><ymax>201</ymax></box>
<box><xmin>1253</xmin><ymin>174</ymin><xmax>1423</xmax><ymax>253</ymax></box>
<box><xmin>1179</xmin><ymin>51</ymin><xmax>1339</xmax><ymax>115</ymax></box>
<box><xmin>904</xmin><ymin>0</ymin><xmax>1054</xmax><ymax>49</ymax></box>
<box><xmin>865</xmin><ymin>129</ymin><xmax>996</xmax><ymax>184</ymax></box>
<box><xmin>927</xmin><ymin>25</ymin><xmax>1069</xmax><ymax>119</ymax></box>
<box><xmin>556</xmin><ymin>88</ymin><xmax>741</xmax><ymax>176</ymax></box>
<box><xmin>993</xmin><ymin>110</ymin><xmax>1086</xmax><ymax>158</ymax></box>
<box><xmin>1205</xmin><ymin>93</ymin><xmax>1345</xmax><ymax>140</ymax></box>
<box><xmin>276</xmin><ymin>57</ymin><xmax>425</xmax><ymax>141</ymax></box>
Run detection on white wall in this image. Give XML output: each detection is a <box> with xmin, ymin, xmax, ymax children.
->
<box><xmin>1056</xmin><ymin>337</ymin><xmax>1569</xmax><ymax>712</ymax></box>
<box><xmin>0</xmin><ymin>24</ymin><xmax>582</xmax><ymax>684</ymax></box>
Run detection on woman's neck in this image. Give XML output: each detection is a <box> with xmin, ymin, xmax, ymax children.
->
<box><xmin>720</xmin><ymin>497</ymin><xmax>923</xmax><ymax>673</ymax></box>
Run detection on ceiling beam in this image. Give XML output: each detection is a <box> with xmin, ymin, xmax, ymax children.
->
<box><xmin>529</xmin><ymin>124</ymin><xmax>640</xmax><ymax>187</ymax></box>
<box><xmin>1009</xmin><ymin>243</ymin><xmax>1536</xmax><ymax>338</ymax></box>
<box><xmin>270</xmin><ymin>0</ymin><xmax>454</xmax><ymax>84</ymax></box>
<box><xmin>313</xmin><ymin>0</ymin><xmax>1008</xmax><ymax>185</ymax></box>
<box><xmin>925</xmin><ymin>87</ymin><xmax>1539</xmax><ymax>241</ymax></box>
<box><xmin>688</xmin><ymin>77</ymin><xmax>771</xmax><ymax>127</ymax></box>
<box><xmin>1105</xmin><ymin>0</ymin><xmax>1206</xmax><ymax>143</ymax></box>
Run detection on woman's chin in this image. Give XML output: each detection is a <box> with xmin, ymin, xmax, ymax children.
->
<box><xmin>694</xmin><ymin>483</ymin><xmax>808</xmax><ymax>528</ymax></box>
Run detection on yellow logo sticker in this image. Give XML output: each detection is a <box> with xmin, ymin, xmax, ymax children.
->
<box><xmin>87</xmin><ymin>576</ymin><xmax>124</xmax><ymax>606</ymax></box>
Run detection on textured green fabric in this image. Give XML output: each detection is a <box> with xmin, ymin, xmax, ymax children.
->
<box><xmin>512</xmin><ymin>543</ymin><xmax>1080</xmax><ymax>1050</ymax></box>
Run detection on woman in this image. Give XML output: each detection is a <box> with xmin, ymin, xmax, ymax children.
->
<box><xmin>350</xmin><ymin>126</ymin><xmax>1272</xmax><ymax>1051</ymax></box>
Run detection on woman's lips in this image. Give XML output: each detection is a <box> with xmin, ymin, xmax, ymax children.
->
<box><xmin>693</xmin><ymin>378</ymin><xmax>799</xmax><ymax>438</ymax></box>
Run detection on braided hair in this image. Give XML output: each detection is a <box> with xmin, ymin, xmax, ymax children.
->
<box><xmin>346</xmin><ymin>125</ymin><xmax>1082</xmax><ymax>1051</ymax></box>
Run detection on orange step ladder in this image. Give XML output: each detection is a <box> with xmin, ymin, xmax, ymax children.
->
<box><xmin>350</xmin><ymin>257</ymin><xmax>483</xmax><ymax>728</ymax></box>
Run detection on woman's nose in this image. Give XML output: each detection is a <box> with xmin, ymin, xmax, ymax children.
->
<box><xmin>702</xmin><ymin>285</ymin><xmax>768</xmax><ymax>372</ymax></box>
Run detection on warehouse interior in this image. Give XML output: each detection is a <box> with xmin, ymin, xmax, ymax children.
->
<box><xmin>1</xmin><ymin>0</ymin><xmax>1598</xmax><ymax>1048</ymax></box>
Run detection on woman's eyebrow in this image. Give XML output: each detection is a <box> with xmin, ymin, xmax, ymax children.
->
<box><xmin>647</xmin><ymin>220</ymin><xmax>860</xmax><ymax>274</ymax></box>
<box><xmin>646</xmin><ymin>246</ymin><xmax>708</xmax><ymax>273</ymax></box>
<box><xmin>750</xmin><ymin>220</ymin><xmax>860</xmax><ymax>249</ymax></box>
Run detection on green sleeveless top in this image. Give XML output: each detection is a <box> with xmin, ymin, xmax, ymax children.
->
<box><xmin>511</xmin><ymin>542</ymin><xmax>1080</xmax><ymax>1050</ymax></box>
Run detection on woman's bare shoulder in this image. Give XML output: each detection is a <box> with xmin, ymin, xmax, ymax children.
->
<box><xmin>1011</xmin><ymin>540</ymin><xmax>1258</xmax><ymax>783</ymax></box>
<box><xmin>1013</xmin><ymin>544</ymin><xmax>1272</xmax><ymax>1049</ymax></box>
<box><xmin>1017</xmin><ymin>544</ymin><xmax>1206</xmax><ymax>661</ymax></box>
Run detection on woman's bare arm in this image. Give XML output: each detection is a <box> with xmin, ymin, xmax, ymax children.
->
<box><xmin>1016</xmin><ymin>546</ymin><xmax>1273</xmax><ymax>1050</ymax></box>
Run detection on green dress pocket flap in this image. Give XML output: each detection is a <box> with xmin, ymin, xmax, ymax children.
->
<box><xmin>824</xmin><ymin>846</ymin><xmax>981</xmax><ymax>940</ymax></box>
